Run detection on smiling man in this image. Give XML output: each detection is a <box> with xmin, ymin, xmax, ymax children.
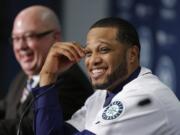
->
<box><xmin>32</xmin><ymin>17</ymin><xmax>180</xmax><ymax>135</ymax></box>
<box><xmin>0</xmin><ymin>5</ymin><xmax>93</xmax><ymax>135</ymax></box>
<box><xmin>85</xmin><ymin>27</ymin><xmax>131</xmax><ymax>91</ymax></box>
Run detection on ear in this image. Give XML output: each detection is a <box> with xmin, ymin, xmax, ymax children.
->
<box><xmin>127</xmin><ymin>45</ymin><xmax>139</xmax><ymax>63</ymax></box>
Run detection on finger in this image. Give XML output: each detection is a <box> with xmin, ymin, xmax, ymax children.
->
<box><xmin>57</xmin><ymin>47</ymin><xmax>76</xmax><ymax>62</ymax></box>
<box><xmin>52</xmin><ymin>42</ymin><xmax>84</xmax><ymax>62</ymax></box>
<box><xmin>82</xmin><ymin>47</ymin><xmax>88</xmax><ymax>54</ymax></box>
<box><xmin>49</xmin><ymin>44</ymin><xmax>75</xmax><ymax>62</ymax></box>
<box><xmin>71</xmin><ymin>42</ymin><xmax>85</xmax><ymax>57</ymax></box>
<box><xmin>59</xmin><ymin>43</ymin><xmax>84</xmax><ymax>61</ymax></box>
<box><xmin>64</xmin><ymin>42</ymin><xmax>85</xmax><ymax>59</ymax></box>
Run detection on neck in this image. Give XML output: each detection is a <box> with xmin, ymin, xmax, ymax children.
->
<box><xmin>107</xmin><ymin>66</ymin><xmax>140</xmax><ymax>92</ymax></box>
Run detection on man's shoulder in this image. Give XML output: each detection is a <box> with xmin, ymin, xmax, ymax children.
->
<box><xmin>9</xmin><ymin>71</ymin><xmax>27</xmax><ymax>89</ymax></box>
<box><xmin>6</xmin><ymin>71</ymin><xmax>27</xmax><ymax>98</ymax></box>
<box><xmin>56</xmin><ymin>64</ymin><xmax>93</xmax><ymax>92</ymax></box>
<box><xmin>61</xmin><ymin>64</ymin><xmax>87</xmax><ymax>80</ymax></box>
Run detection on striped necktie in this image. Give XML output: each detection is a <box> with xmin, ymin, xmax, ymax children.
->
<box><xmin>20</xmin><ymin>79</ymin><xmax>34</xmax><ymax>103</ymax></box>
<box><xmin>26</xmin><ymin>79</ymin><xmax>34</xmax><ymax>92</ymax></box>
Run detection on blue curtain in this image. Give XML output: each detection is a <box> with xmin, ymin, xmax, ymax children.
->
<box><xmin>110</xmin><ymin>0</ymin><xmax>180</xmax><ymax>99</ymax></box>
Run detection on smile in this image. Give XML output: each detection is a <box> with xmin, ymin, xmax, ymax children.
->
<box><xmin>20</xmin><ymin>51</ymin><xmax>34</xmax><ymax>62</ymax></box>
<box><xmin>91</xmin><ymin>68</ymin><xmax>106</xmax><ymax>80</ymax></box>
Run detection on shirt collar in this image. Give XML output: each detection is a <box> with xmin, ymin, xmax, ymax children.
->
<box><xmin>28</xmin><ymin>75</ymin><xmax>40</xmax><ymax>89</ymax></box>
<box><xmin>109</xmin><ymin>66</ymin><xmax>141</xmax><ymax>95</ymax></box>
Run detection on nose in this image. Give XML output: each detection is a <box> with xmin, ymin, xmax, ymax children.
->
<box><xmin>88</xmin><ymin>53</ymin><xmax>102</xmax><ymax>67</ymax></box>
<box><xmin>13</xmin><ymin>38</ymin><xmax>29</xmax><ymax>50</ymax></box>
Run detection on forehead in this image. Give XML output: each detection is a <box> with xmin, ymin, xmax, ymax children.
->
<box><xmin>86</xmin><ymin>27</ymin><xmax>119</xmax><ymax>47</ymax></box>
<box><xmin>13</xmin><ymin>13</ymin><xmax>47</xmax><ymax>34</ymax></box>
<box><xmin>87</xmin><ymin>27</ymin><xmax>117</xmax><ymax>41</ymax></box>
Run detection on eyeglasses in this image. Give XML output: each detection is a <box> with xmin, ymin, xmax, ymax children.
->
<box><xmin>10</xmin><ymin>30</ymin><xmax>54</xmax><ymax>44</ymax></box>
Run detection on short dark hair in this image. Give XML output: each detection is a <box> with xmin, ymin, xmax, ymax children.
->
<box><xmin>90</xmin><ymin>17</ymin><xmax>141</xmax><ymax>51</ymax></box>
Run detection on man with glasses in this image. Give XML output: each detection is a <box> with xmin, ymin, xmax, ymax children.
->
<box><xmin>0</xmin><ymin>5</ymin><xmax>93</xmax><ymax>135</ymax></box>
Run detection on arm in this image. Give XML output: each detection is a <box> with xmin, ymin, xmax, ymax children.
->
<box><xmin>33</xmin><ymin>42</ymin><xmax>86</xmax><ymax>135</ymax></box>
<box><xmin>33</xmin><ymin>84</ymin><xmax>64</xmax><ymax>135</ymax></box>
<box><xmin>32</xmin><ymin>83</ymin><xmax>95</xmax><ymax>135</ymax></box>
<box><xmin>39</xmin><ymin>42</ymin><xmax>85</xmax><ymax>86</ymax></box>
<box><xmin>55</xmin><ymin>64</ymin><xmax>93</xmax><ymax>120</ymax></box>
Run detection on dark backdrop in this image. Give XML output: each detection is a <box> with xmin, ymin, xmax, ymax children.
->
<box><xmin>110</xmin><ymin>0</ymin><xmax>180</xmax><ymax>99</ymax></box>
<box><xmin>1</xmin><ymin>0</ymin><xmax>180</xmax><ymax>100</ymax></box>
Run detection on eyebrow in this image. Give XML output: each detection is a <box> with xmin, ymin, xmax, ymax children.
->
<box><xmin>84</xmin><ymin>41</ymin><xmax>111</xmax><ymax>53</ymax></box>
<box><xmin>85</xmin><ymin>40</ymin><xmax>111</xmax><ymax>47</ymax></box>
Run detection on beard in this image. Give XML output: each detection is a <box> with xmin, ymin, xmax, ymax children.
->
<box><xmin>92</xmin><ymin>55</ymin><xmax>128</xmax><ymax>90</ymax></box>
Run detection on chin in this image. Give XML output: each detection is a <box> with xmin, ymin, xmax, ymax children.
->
<box><xmin>92</xmin><ymin>82</ymin><xmax>109</xmax><ymax>90</ymax></box>
<box><xmin>24</xmin><ymin>70</ymin><xmax>34</xmax><ymax>76</ymax></box>
<box><xmin>23</xmin><ymin>66</ymin><xmax>37</xmax><ymax>76</ymax></box>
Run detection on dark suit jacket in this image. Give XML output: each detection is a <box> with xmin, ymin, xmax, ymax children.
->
<box><xmin>0</xmin><ymin>64</ymin><xmax>93</xmax><ymax>135</ymax></box>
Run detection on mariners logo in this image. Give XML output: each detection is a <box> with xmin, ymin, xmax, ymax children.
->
<box><xmin>102</xmin><ymin>101</ymin><xmax>124</xmax><ymax>120</ymax></box>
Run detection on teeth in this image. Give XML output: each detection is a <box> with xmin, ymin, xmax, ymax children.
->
<box><xmin>92</xmin><ymin>69</ymin><xmax>104</xmax><ymax>74</ymax></box>
<box><xmin>20</xmin><ymin>51</ymin><xmax>33</xmax><ymax>61</ymax></box>
<box><xmin>20</xmin><ymin>50</ymin><xmax>32</xmax><ymax>56</ymax></box>
<box><xmin>91</xmin><ymin>69</ymin><xmax>105</xmax><ymax>78</ymax></box>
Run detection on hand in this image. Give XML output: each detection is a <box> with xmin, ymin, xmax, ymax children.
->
<box><xmin>40</xmin><ymin>42</ymin><xmax>85</xmax><ymax>86</ymax></box>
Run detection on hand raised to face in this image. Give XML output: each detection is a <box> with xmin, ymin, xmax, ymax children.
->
<box><xmin>40</xmin><ymin>42</ymin><xmax>85</xmax><ymax>86</ymax></box>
